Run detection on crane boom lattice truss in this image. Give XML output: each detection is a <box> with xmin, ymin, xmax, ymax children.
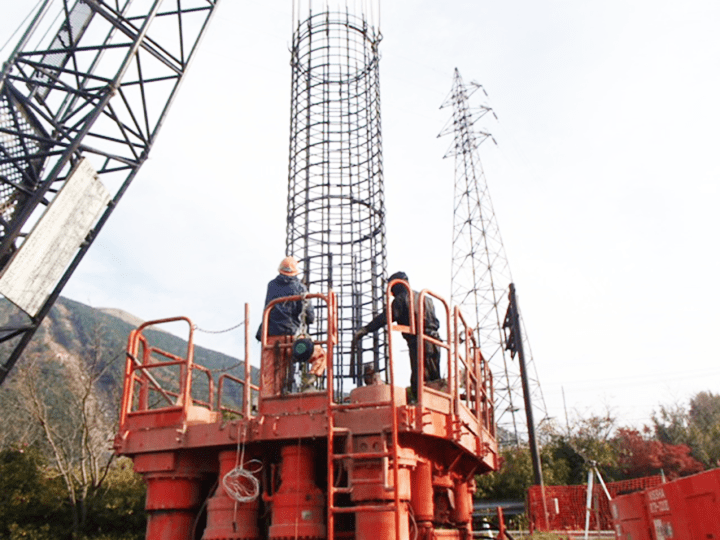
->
<box><xmin>0</xmin><ymin>0</ymin><xmax>220</xmax><ymax>385</ymax></box>
<box><xmin>286</xmin><ymin>5</ymin><xmax>386</xmax><ymax>398</ymax></box>
<box><xmin>441</xmin><ymin>68</ymin><xmax>547</xmax><ymax>446</ymax></box>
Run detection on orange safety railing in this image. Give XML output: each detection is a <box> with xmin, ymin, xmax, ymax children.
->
<box><xmin>453</xmin><ymin>307</ymin><xmax>495</xmax><ymax>436</ymax></box>
<box><xmin>258</xmin><ymin>291</ymin><xmax>336</xmax><ymax>400</ymax></box>
<box><xmin>119</xmin><ymin>317</ymin><xmax>204</xmax><ymax>430</ymax></box>
<box><xmin>119</xmin><ymin>307</ymin><xmax>258</xmax><ymax>432</ymax></box>
<box><xmin>481</xmin><ymin>349</ymin><xmax>495</xmax><ymax>437</ymax></box>
<box><xmin>383</xmin><ymin>280</ymin><xmax>494</xmax><ymax>435</ymax></box>
<box><xmin>415</xmin><ymin>289</ymin><xmax>452</xmax><ymax>407</ymax></box>
<box><xmin>217</xmin><ymin>304</ymin><xmax>259</xmax><ymax>418</ymax></box>
<box><xmin>259</xmin><ymin>292</ymin><xmax>336</xmax><ymax>347</ymax></box>
<box><xmin>453</xmin><ymin>307</ymin><xmax>480</xmax><ymax>415</ymax></box>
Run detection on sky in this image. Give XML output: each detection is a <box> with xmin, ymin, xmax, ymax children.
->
<box><xmin>1</xmin><ymin>0</ymin><xmax>719</xmax><ymax>432</ymax></box>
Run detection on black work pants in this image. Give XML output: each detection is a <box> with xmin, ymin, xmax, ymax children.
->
<box><xmin>405</xmin><ymin>334</ymin><xmax>441</xmax><ymax>399</ymax></box>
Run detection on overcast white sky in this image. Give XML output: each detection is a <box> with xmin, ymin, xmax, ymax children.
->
<box><xmin>2</xmin><ymin>0</ymin><xmax>719</xmax><ymax>431</ymax></box>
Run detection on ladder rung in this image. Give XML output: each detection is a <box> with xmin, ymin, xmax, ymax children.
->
<box><xmin>332</xmin><ymin>451</ymin><xmax>392</xmax><ymax>460</ymax></box>
<box><xmin>331</xmin><ymin>504</ymin><xmax>396</xmax><ymax>514</ymax></box>
<box><xmin>349</xmin><ymin>477</ymin><xmax>390</xmax><ymax>486</ymax></box>
<box><xmin>331</xmin><ymin>400</ymin><xmax>394</xmax><ymax>411</ymax></box>
<box><xmin>331</xmin><ymin>486</ymin><xmax>353</xmax><ymax>494</ymax></box>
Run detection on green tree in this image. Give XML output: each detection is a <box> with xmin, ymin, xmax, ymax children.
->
<box><xmin>653</xmin><ymin>391</ymin><xmax>720</xmax><ymax>468</ymax></box>
<box><xmin>0</xmin><ymin>446</ymin><xmax>67</xmax><ymax>538</ymax></box>
<box><xmin>475</xmin><ymin>413</ymin><xmax>621</xmax><ymax>500</ymax></box>
<box><xmin>653</xmin><ymin>402</ymin><xmax>690</xmax><ymax>446</ymax></box>
<box><xmin>546</xmin><ymin>413</ymin><xmax>620</xmax><ymax>484</ymax></box>
<box><xmin>476</xmin><ymin>446</ymin><xmax>534</xmax><ymax>500</ymax></box>
<box><xmin>0</xmin><ymin>447</ymin><xmax>145</xmax><ymax>540</ymax></box>
<box><xmin>475</xmin><ymin>440</ymin><xmax>576</xmax><ymax>500</ymax></box>
<box><xmin>687</xmin><ymin>391</ymin><xmax>720</xmax><ymax>466</ymax></box>
<box><xmin>1</xmin><ymin>323</ymin><xmax>122</xmax><ymax>539</ymax></box>
<box><xmin>83</xmin><ymin>458</ymin><xmax>146</xmax><ymax>540</ymax></box>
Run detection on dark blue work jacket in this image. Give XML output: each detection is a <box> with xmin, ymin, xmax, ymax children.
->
<box><xmin>255</xmin><ymin>274</ymin><xmax>315</xmax><ymax>341</ymax></box>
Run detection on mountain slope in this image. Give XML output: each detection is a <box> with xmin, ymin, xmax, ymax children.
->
<box><xmin>0</xmin><ymin>296</ymin><xmax>257</xmax><ymax>417</ymax></box>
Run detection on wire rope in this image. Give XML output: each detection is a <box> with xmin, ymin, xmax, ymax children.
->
<box><xmin>222</xmin><ymin>461</ymin><xmax>262</xmax><ymax>503</ymax></box>
<box><xmin>223</xmin><ymin>423</ymin><xmax>262</xmax><ymax>504</ymax></box>
<box><xmin>0</xmin><ymin>0</ymin><xmax>47</xmax><ymax>56</ymax></box>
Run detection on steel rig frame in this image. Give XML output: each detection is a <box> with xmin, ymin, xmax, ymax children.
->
<box><xmin>114</xmin><ymin>283</ymin><xmax>498</xmax><ymax>540</ymax></box>
<box><xmin>0</xmin><ymin>0</ymin><xmax>220</xmax><ymax>384</ymax></box>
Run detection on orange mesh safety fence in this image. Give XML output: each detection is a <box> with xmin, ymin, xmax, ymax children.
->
<box><xmin>527</xmin><ymin>476</ymin><xmax>663</xmax><ymax>531</ymax></box>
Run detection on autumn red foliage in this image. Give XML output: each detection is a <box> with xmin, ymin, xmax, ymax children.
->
<box><xmin>615</xmin><ymin>428</ymin><xmax>704</xmax><ymax>480</ymax></box>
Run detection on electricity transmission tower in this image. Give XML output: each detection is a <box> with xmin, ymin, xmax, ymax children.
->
<box><xmin>0</xmin><ymin>0</ymin><xmax>220</xmax><ymax>384</ymax></box>
<box><xmin>286</xmin><ymin>2</ymin><xmax>386</xmax><ymax>398</ymax></box>
<box><xmin>441</xmin><ymin>68</ymin><xmax>548</xmax><ymax>446</ymax></box>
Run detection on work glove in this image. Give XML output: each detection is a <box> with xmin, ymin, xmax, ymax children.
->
<box><xmin>354</xmin><ymin>327</ymin><xmax>368</xmax><ymax>342</ymax></box>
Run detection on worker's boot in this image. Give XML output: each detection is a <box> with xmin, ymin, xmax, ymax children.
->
<box><xmin>301</xmin><ymin>374</ymin><xmax>317</xmax><ymax>392</ymax></box>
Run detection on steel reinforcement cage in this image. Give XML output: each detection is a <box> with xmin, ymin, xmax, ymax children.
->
<box><xmin>286</xmin><ymin>8</ymin><xmax>386</xmax><ymax>398</ymax></box>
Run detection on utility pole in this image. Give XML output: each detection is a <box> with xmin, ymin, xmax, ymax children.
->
<box><xmin>504</xmin><ymin>283</ymin><xmax>543</xmax><ymax>486</ymax></box>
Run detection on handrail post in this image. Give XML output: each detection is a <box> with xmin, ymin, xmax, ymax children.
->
<box><xmin>180</xmin><ymin>322</ymin><xmax>194</xmax><ymax>421</ymax></box>
<box><xmin>416</xmin><ymin>289</ymin><xmax>451</xmax><ymax>406</ymax></box>
<box><xmin>453</xmin><ymin>307</ymin><xmax>460</xmax><ymax>417</ymax></box>
<box><xmin>119</xmin><ymin>330</ymin><xmax>139</xmax><ymax>429</ymax></box>
<box><xmin>244</xmin><ymin>303</ymin><xmax>251</xmax><ymax>418</ymax></box>
<box><xmin>138</xmin><ymin>339</ymin><xmax>150</xmax><ymax>411</ymax></box>
<box><xmin>475</xmin><ymin>346</ymin><xmax>482</xmax><ymax>423</ymax></box>
<box><xmin>417</xmin><ymin>293</ymin><xmax>425</xmax><ymax>406</ymax></box>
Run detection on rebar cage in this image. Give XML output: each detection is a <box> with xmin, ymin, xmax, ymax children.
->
<box><xmin>286</xmin><ymin>8</ymin><xmax>386</xmax><ymax>398</ymax></box>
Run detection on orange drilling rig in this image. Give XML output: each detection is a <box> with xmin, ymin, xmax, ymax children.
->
<box><xmin>113</xmin><ymin>280</ymin><xmax>498</xmax><ymax>540</ymax></box>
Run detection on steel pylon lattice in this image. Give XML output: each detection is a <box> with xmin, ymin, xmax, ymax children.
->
<box><xmin>440</xmin><ymin>68</ymin><xmax>547</xmax><ymax>446</ymax></box>
<box><xmin>0</xmin><ymin>0</ymin><xmax>220</xmax><ymax>384</ymax></box>
<box><xmin>286</xmin><ymin>4</ymin><xmax>386</xmax><ymax>398</ymax></box>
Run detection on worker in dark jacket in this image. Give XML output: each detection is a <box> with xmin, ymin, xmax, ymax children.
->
<box><xmin>257</xmin><ymin>256</ymin><xmax>315</xmax><ymax>396</ymax></box>
<box><xmin>353</xmin><ymin>271</ymin><xmax>442</xmax><ymax>399</ymax></box>
<box><xmin>256</xmin><ymin>256</ymin><xmax>314</xmax><ymax>341</ymax></box>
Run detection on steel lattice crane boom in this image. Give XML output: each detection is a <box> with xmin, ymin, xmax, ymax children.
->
<box><xmin>0</xmin><ymin>0</ymin><xmax>221</xmax><ymax>385</ymax></box>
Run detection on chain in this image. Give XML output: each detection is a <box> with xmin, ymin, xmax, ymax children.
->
<box><xmin>208</xmin><ymin>359</ymin><xmax>247</xmax><ymax>373</ymax></box>
<box><xmin>191</xmin><ymin>319</ymin><xmax>250</xmax><ymax>374</ymax></box>
<box><xmin>193</xmin><ymin>319</ymin><xmax>246</xmax><ymax>334</ymax></box>
<box><xmin>298</xmin><ymin>292</ymin><xmax>309</xmax><ymax>336</ymax></box>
